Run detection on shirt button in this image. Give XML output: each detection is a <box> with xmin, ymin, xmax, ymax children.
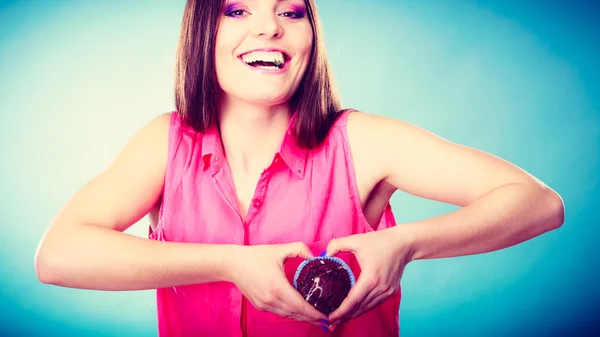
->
<box><xmin>254</xmin><ymin>200</ymin><xmax>262</xmax><ymax>208</ymax></box>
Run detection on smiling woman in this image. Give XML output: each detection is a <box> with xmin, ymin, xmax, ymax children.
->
<box><xmin>176</xmin><ymin>0</ymin><xmax>341</xmax><ymax>149</ymax></box>
<box><xmin>33</xmin><ymin>0</ymin><xmax>565</xmax><ymax>336</ymax></box>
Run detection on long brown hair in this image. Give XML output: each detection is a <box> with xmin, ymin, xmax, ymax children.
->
<box><xmin>174</xmin><ymin>0</ymin><xmax>342</xmax><ymax>149</ymax></box>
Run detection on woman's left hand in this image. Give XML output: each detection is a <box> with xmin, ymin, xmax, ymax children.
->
<box><xmin>325</xmin><ymin>228</ymin><xmax>413</xmax><ymax>328</ymax></box>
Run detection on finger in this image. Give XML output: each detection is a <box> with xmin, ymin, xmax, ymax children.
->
<box><xmin>327</xmin><ymin>275</ymin><xmax>371</xmax><ymax>323</ymax></box>
<box><xmin>262</xmin><ymin>301</ymin><xmax>323</xmax><ymax>327</ymax></box>
<box><xmin>274</xmin><ymin>297</ymin><xmax>323</xmax><ymax>326</ymax></box>
<box><xmin>345</xmin><ymin>290</ymin><xmax>389</xmax><ymax>322</ymax></box>
<box><xmin>325</xmin><ymin>236</ymin><xmax>356</xmax><ymax>257</ymax></box>
<box><xmin>348</xmin><ymin>293</ymin><xmax>390</xmax><ymax>320</ymax></box>
<box><xmin>254</xmin><ymin>293</ymin><xmax>311</xmax><ymax>323</ymax></box>
<box><xmin>277</xmin><ymin>280</ymin><xmax>328</xmax><ymax>323</ymax></box>
<box><xmin>261</xmin><ymin>303</ymin><xmax>290</xmax><ymax>318</ymax></box>
<box><xmin>283</xmin><ymin>242</ymin><xmax>314</xmax><ymax>261</ymax></box>
<box><xmin>268</xmin><ymin>299</ymin><xmax>304</xmax><ymax>321</ymax></box>
<box><xmin>328</xmin><ymin>291</ymin><xmax>370</xmax><ymax>326</ymax></box>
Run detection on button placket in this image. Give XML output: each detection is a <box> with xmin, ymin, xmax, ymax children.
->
<box><xmin>252</xmin><ymin>181</ymin><xmax>266</xmax><ymax>211</ymax></box>
<box><xmin>246</xmin><ymin>170</ymin><xmax>269</xmax><ymax>224</ymax></box>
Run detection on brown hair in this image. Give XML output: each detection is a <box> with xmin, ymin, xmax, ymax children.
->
<box><xmin>174</xmin><ymin>0</ymin><xmax>342</xmax><ymax>149</ymax></box>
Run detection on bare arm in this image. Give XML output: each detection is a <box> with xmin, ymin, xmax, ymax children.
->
<box><xmin>34</xmin><ymin>113</ymin><xmax>237</xmax><ymax>290</ymax></box>
<box><xmin>347</xmin><ymin>111</ymin><xmax>565</xmax><ymax>260</ymax></box>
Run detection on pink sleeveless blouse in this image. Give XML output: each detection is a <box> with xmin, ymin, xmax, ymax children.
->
<box><xmin>149</xmin><ymin>110</ymin><xmax>401</xmax><ymax>336</ymax></box>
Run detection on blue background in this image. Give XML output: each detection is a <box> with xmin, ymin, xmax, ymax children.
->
<box><xmin>1</xmin><ymin>0</ymin><xmax>598</xmax><ymax>335</ymax></box>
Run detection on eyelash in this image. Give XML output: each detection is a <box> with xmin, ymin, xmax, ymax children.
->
<box><xmin>281</xmin><ymin>10</ymin><xmax>304</xmax><ymax>19</ymax></box>
<box><xmin>224</xmin><ymin>8</ymin><xmax>305</xmax><ymax>19</ymax></box>
<box><xmin>225</xmin><ymin>9</ymin><xmax>247</xmax><ymax>17</ymax></box>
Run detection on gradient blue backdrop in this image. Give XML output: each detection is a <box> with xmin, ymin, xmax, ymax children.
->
<box><xmin>1</xmin><ymin>0</ymin><xmax>598</xmax><ymax>336</ymax></box>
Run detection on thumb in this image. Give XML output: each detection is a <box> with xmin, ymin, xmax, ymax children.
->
<box><xmin>326</xmin><ymin>236</ymin><xmax>356</xmax><ymax>257</ymax></box>
<box><xmin>283</xmin><ymin>242</ymin><xmax>314</xmax><ymax>261</ymax></box>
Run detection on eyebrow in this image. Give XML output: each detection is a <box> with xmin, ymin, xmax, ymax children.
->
<box><xmin>243</xmin><ymin>0</ymin><xmax>301</xmax><ymax>2</ymax></box>
<box><xmin>234</xmin><ymin>0</ymin><xmax>305</xmax><ymax>5</ymax></box>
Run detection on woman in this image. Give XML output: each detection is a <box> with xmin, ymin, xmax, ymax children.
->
<box><xmin>34</xmin><ymin>0</ymin><xmax>565</xmax><ymax>336</ymax></box>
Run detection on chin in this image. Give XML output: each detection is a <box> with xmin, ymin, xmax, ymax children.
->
<box><xmin>250</xmin><ymin>95</ymin><xmax>290</xmax><ymax>107</ymax></box>
<box><xmin>229</xmin><ymin>89</ymin><xmax>295</xmax><ymax>107</ymax></box>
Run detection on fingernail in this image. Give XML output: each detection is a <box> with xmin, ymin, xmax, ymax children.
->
<box><xmin>320</xmin><ymin>325</ymin><xmax>329</xmax><ymax>332</ymax></box>
<box><xmin>330</xmin><ymin>324</ymin><xmax>338</xmax><ymax>332</ymax></box>
<box><xmin>320</xmin><ymin>250</ymin><xmax>327</xmax><ymax>257</ymax></box>
<box><xmin>321</xmin><ymin>319</ymin><xmax>329</xmax><ymax>325</ymax></box>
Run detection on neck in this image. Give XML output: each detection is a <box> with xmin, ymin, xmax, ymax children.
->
<box><xmin>218</xmin><ymin>98</ymin><xmax>292</xmax><ymax>175</ymax></box>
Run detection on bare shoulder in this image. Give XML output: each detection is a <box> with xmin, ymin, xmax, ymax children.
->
<box><xmin>50</xmin><ymin>112</ymin><xmax>172</xmax><ymax>233</ymax></box>
<box><xmin>345</xmin><ymin>110</ymin><xmax>421</xmax><ymax>182</ymax></box>
<box><xmin>106</xmin><ymin>112</ymin><xmax>171</xmax><ymax>180</ymax></box>
<box><xmin>134</xmin><ymin>112</ymin><xmax>172</xmax><ymax>145</ymax></box>
<box><xmin>345</xmin><ymin>110</ymin><xmax>387</xmax><ymax>173</ymax></box>
<box><xmin>346</xmin><ymin>109</ymin><xmax>444</xmax><ymax>149</ymax></box>
<box><xmin>344</xmin><ymin>110</ymin><xmax>397</xmax><ymax>206</ymax></box>
<box><xmin>124</xmin><ymin>111</ymin><xmax>170</xmax><ymax>155</ymax></box>
<box><xmin>346</xmin><ymin>110</ymin><xmax>552</xmax><ymax>206</ymax></box>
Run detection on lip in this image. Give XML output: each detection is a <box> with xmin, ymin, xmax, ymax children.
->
<box><xmin>238</xmin><ymin>48</ymin><xmax>291</xmax><ymax>74</ymax></box>
<box><xmin>238</xmin><ymin>47</ymin><xmax>291</xmax><ymax>60</ymax></box>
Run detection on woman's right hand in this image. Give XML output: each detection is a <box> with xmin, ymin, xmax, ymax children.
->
<box><xmin>227</xmin><ymin>242</ymin><xmax>328</xmax><ymax>326</ymax></box>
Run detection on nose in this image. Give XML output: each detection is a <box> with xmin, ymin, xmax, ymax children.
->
<box><xmin>250</xmin><ymin>13</ymin><xmax>283</xmax><ymax>39</ymax></box>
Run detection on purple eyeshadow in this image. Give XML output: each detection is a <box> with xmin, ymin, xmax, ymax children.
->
<box><xmin>288</xmin><ymin>5</ymin><xmax>306</xmax><ymax>18</ymax></box>
<box><xmin>224</xmin><ymin>2</ymin><xmax>242</xmax><ymax>15</ymax></box>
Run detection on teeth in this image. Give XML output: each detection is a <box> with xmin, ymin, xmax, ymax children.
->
<box><xmin>255</xmin><ymin>65</ymin><xmax>278</xmax><ymax>70</ymax></box>
<box><xmin>241</xmin><ymin>51</ymin><xmax>285</xmax><ymax>66</ymax></box>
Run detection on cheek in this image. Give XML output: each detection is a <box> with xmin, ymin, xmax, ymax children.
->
<box><xmin>214</xmin><ymin>48</ymin><xmax>227</xmax><ymax>85</ymax></box>
<box><xmin>214</xmin><ymin>28</ymin><xmax>240</xmax><ymax>79</ymax></box>
<box><xmin>214</xmin><ymin>44</ymin><xmax>228</xmax><ymax>70</ymax></box>
<box><xmin>215</xmin><ymin>24</ymin><xmax>243</xmax><ymax>58</ymax></box>
<box><xmin>215</xmin><ymin>35</ymin><xmax>231</xmax><ymax>64</ymax></box>
<box><xmin>298</xmin><ymin>26</ymin><xmax>313</xmax><ymax>58</ymax></box>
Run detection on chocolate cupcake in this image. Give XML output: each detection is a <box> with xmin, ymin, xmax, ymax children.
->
<box><xmin>293</xmin><ymin>256</ymin><xmax>356</xmax><ymax>315</ymax></box>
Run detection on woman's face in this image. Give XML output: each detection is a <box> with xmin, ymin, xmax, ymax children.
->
<box><xmin>215</xmin><ymin>0</ymin><xmax>313</xmax><ymax>107</ymax></box>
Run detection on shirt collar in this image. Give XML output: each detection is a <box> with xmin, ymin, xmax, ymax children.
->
<box><xmin>278</xmin><ymin>113</ymin><xmax>308</xmax><ymax>178</ymax></box>
<box><xmin>201</xmin><ymin>113</ymin><xmax>307</xmax><ymax>178</ymax></box>
<box><xmin>201</xmin><ymin>124</ymin><xmax>224</xmax><ymax>174</ymax></box>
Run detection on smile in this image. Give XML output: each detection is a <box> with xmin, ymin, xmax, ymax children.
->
<box><xmin>238</xmin><ymin>49</ymin><xmax>291</xmax><ymax>73</ymax></box>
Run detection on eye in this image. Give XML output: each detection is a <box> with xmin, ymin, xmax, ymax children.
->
<box><xmin>225</xmin><ymin>8</ymin><xmax>248</xmax><ymax>17</ymax></box>
<box><xmin>280</xmin><ymin>9</ymin><xmax>305</xmax><ymax>19</ymax></box>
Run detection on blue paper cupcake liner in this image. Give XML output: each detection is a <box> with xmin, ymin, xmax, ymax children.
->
<box><xmin>293</xmin><ymin>256</ymin><xmax>356</xmax><ymax>290</ymax></box>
